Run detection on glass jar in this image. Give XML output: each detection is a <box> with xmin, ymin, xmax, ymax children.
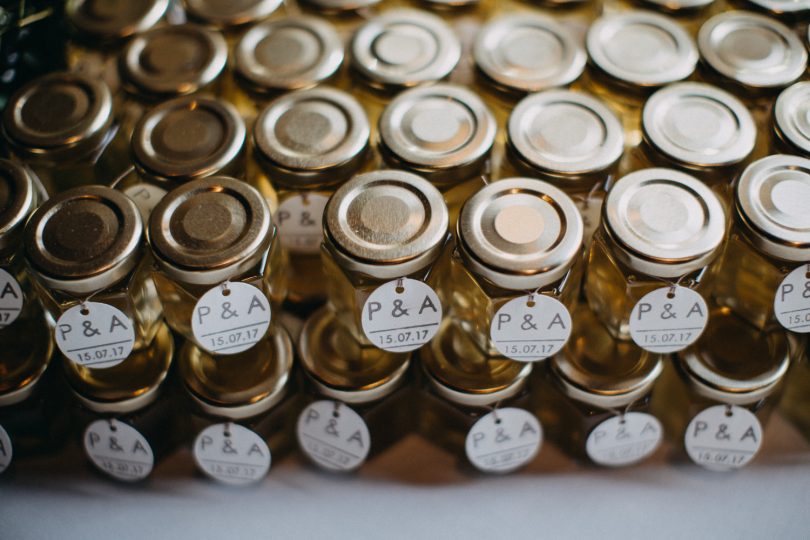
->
<box><xmin>250</xmin><ymin>87</ymin><xmax>369</xmax><ymax>307</ymax></box>
<box><xmin>296</xmin><ymin>170</ymin><xmax>448</xmax><ymax>472</ymax></box>
<box><xmin>772</xmin><ymin>82</ymin><xmax>810</xmax><ymax>158</ymax></box>
<box><xmin>23</xmin><ymin>185</ymin><xmax>175</xmax><ymax>482</ymax></box>
<box><xmin>536</xmin><ymin>303</ymin><xmax>664</xmax><ymax>467</ymax></box>
<box><xmin>584</xmin><ymin>168</ymin><xmax>726</xmax><ymax>339</ymax></box>
<box><xmin>1</xmin><ymin>71</ymin><xmax>128</xmax><ymax>195</ymax></box>
<box><xmin>713</xmin><ymin>155</ymin><xmax>810</xmax><ymax>331</ymax></box>
<box><xmin>378</xmin><ymin>83</ymin><xmax>496</xmax><ymax>225</ymax></box>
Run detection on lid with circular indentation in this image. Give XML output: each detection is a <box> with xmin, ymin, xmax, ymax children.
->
<box><xmin>587</xmin><ymin>11</ymin><xmax>698</xmax><ymax>88</ymax></box>
<box><xmin>508</xmin><ymin>90</ymin><xmax>623</xmax><ymax>178</ymax></box>
<box><xmin>2</xmin><ymin>71</ymin><xmax>113</xmax><ymax>163</ymax></box>
<box><xmin>132</xmin><ymin>96</ymin><xmax>245</xmax><ymax>182</ymax></box>
<box><xmin>350</xmin><ymin>9</ymin><xmax>461</xmax><ymax>90</ymax></box>
<box><xmin>254</xmin><ymin>87</ymin><xmax>369</xmax><ymax>188</ymax></box>
<box><xmin>474</xmin><ymin>13</ymin><xmax>586</xmax><ymax>94</ymax></box>
<box><xmin>639</xmin><ymin>0</ymin><xmax>715</xmax><ymax>11</ymax></box>
<box><xmin>325</xmin><ymin>170</ymin><xmax>448</xmax><ymax>277</ymax></box>
<box><xmin>379</xmin><ymin>84</ymin><xmax>496</xmax><ymax>185</ymax></box>
<box><xmin>774</xmin><ymin>82</ymin><xmax>810</xmax><ymax>157</ymax></box>
<box><xmin>235</xmin><ymin>17</ymin><xmax>343</xmax><ymax>94</ymax></box>
<box><xmin>745</xmin><ymin>0</ymin><xmax>810</xmax><ymax>19</ymax></box>
<box><xmin>643</xmin><ymin>82</ymin><xmax>756</xmax><ymax>168</ymax></box>
<box><xmin>121</xmin><ymin>24</ymin><xmax>228</xmax><ymax>99</ymax></box>
<box><xmin>0</xmin><ymin>160</ymin><xmax>36</xmax><ymax>252</ymax></box>
<box><xmin>24</xmin><ymin>186</ymin><xmax>143</xmax><ymax>294</ymax></box>
<box><xmin>67</xmin><ymin>0</ymin><xmax>169</xmax><ymax>43</ymax></box>
<box><xmin>698</xmin><ymin>12</ymin><xmax>806</xmax><ymax>90</ymax></box>
<box><xmin>183</xmin><ymin>0</ymin><xmax>282</xmax><ymax>28</ymax></box>
<box><xmin>149</xmin><ymin>177</ymin><xmax>272</xmax><ymax>285</ymax></box>
<box><xmin>735</xmin><ymin>155</ymin><xmax>810</xmax><ymax>262</ymax></box>
<box><xmin>458</xmin><ymin>178</ymin><xmax>583</xmax><ymax>290</ymax></box>
<box><xmin>300</xmin><ymin>0</ymin><xmax>381</xmax><ymax>11</ymax></box>
<box><xmin>604</xmin><ymin>168</ymin><xmax>726</xmax><ymax>278</ymax></box>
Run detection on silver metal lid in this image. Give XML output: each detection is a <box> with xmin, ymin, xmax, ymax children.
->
<box><xmin>735</xmin><ymin>155</ymin><xmax>810</xmax><ymax>262</ymax></box>
<box><xmin>458</xmin><ymin>178</ymin><xmax>583</xmax><ymax>291</ymax></box>
<box><xmin>325</xmin><ymin>170</ymin><xmax>448</xmax><ymax>279</ymax></box>
<box><xmin>587</xmin><ymin>11</ymin><xmax>697</xmax><ymax>88</ymax></box>
<box><xmin>473</xmin><ymin>13</ymin><xmax>586</xmax><ymax>94</ymax></box>
<box><xmin>149</xmin><ymin>177</ymin><xmax>272</xmax><ymax>286</ymax></box>
<box><xmin>774</xmin><ymin>82</ymin><xmax>810</xmax><ymax>156</ymax></box>
<box><xmin>2</xmin><ymin>71</ymin><xmax>113</xmax><ymax>163</ymax></box>
<box><xmin>300</xmin><ymin>0</ymin><xmax>381</xmax><ymax>12</ymax></box>
<box><xmin>507</xmin><ymin>89</ymin><xmax>623</xmax><ymax>177</ymax></box>
<box><xmin>253</xmin><ymin>87</ymin><xmax>369</xmax><ymax>189</ymax></box>
<box><xmin>745</xmin><ymin>0</ymin><xmax>810</xmax><ymax>19</ymax></box>
<box><xmin>183</xmin><ymin>0</ymin><xmax>282</xmax><ymax>28</ymax></box>
<box><xmin>24</xmin><ymin>186</ymin><xmax>143</xmax><ymax>295</ymax></box>
<box><xmin>638</xmin><ymin>0</ymin><xmax>715</xmax><ymax>10</ymax></box>
<box><xmin>120</xmin><ymin>24</ymin><xmax>227</xmax><ymax>99</ymax></box>
<box><xmin>350</xmin><ymin>9</ymin><xmax>461</xmax><ymax>90</ymax></box>
<box><xmin>66</xmin><ymin>0</ymin><xmax>168</xmax><ymax>43</ymax></box>
<box><xmin>379</xmin><ymin>84</ymin><xmax>496</xmax><ymax>185</ymax></box>
<box><xmin>642</xmin><ymin>82</ymin><xmax>756</xmax><ymax>168</ymax></box>
<box><xmin>132</xmin><ymin>96</ymin><xmax>245</xmax><ymax>183</ymax></box>
<box><xmin>0</xmin><ymin>160</ymin><xmax>36</xmax><ymax>252</ymax></box>
<box><xmin>235</xmin><ymin>17</ymin><xmax>344</xmax><ymax>94</ymax></box>
<box><xmin>698</xmin><ymin>12</ymin><xmax>807</xmax><ymax>90</ymax></box>
<box><xmin>604</xmin><ymin>168</ymin><xmax>726</xmax><ymax>279</ymax></box>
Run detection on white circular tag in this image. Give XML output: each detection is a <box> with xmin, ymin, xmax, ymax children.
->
<box><xmin>297</xmin><ymin>400</ymin><xmax>371</xmax><ymax>472</ymax></box>
<box><xmin>774</xmin><ymin>265</ymin><xmax>810</xmax><ymax>333</ymax></box>
<box><xmin>586</xmin><ymin>412</ymin><xmax>663</xmax><ymax>467</ymax></box>
<box><xmin>83</xmin><ymin>419</ymin><xmax>154</xmax><ymax>482</ymax></box>
<box><xmin>0</xmin><ymin>424</ymin><xmax>12</xmax><ymax>474</ymax></box>
<box><xmin>361</xmin><ymin>278</ymin><xmax>442</xmax><ymax>352</ymax></box>
<box><xmin>191</xmin><ymin>282</ymin><xmax>272</xmax><ymax>355</ymax></box>
<box><xmin>629</xmin><ymin>286</ymin><xmax>709</xmax><ymax>353</ymax></box>
<box><xmin>465</xmin><ymin>408</ymin><xmax>543</xmax><ymax>474</ymax></box>
<box><xmin>0</xmin><ymin>269</ymin><xmax>24</xmax><ymax>328</ymax></box>
<box><xmin>123</xmin><ymin>183</ymin><xmax>167</xmax><ymax>221</ymax></box>
<box><xmin>684</xmin><ymin>405</ymin><xmax>763</xmax><ymax>471</ymax></box>
<box><xmin>275</xmin><ymin>194</ymin><xmax>329</xmax><ymax>255</ymax></box>
<box><xmin>489</xmin><ymin>295</ymin><xmax>572</xmax><ymax>362</ymax></box>
<box><xmin>55</xmin><ymin>302</ymin><xmax>136</xmax><ymax>369</ymax></box>
<box><xmin>193</xmin><ymin>423</ymin><xmax>271</xmax><ymax>485</ymax></box>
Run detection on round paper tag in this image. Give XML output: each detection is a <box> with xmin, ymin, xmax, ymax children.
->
<box><xmin>0</xmin><ymin>269</ymin><xmax>24</xmax><ymax>328</ymax></box>
<box><xmin>465</xmin><ymin>408</ymin><xmax>543</xmax><ymax>474</ymax></box>
<box><xmin>684</xmin><ymin>405</ymin><xmax>763</xmax><ymax>472</ymax></box>
<box><xmin>55</xmin><ymin>302</ymin><xmax>136</xmax><ymax>369</ymax></box>
<box><xmin>361</xmin><ymin>278</ymin><xmax>442</xmax><ymax>352</ymax></box>
<box><xmin>629</xmin><ymin>286</ymin><xmax>709</xmax><ymax>353</ymax></box>
<box><xmin>193</xmin><ymin>423</ymin><xmax>271</xmax><ymax>485</ymax></box>
<box><xmin>297</xmin><ymin>400</ymin><xmax>371</xmax><ymax>472</ymax></box>
<box><xmin>586</xmin><ymin>412</ymin><xmax>663</xmax><ymax>467</ymax></box>
<box><xmin>275</xmin><ymin>193</ymin><xmax>329</xmax><ymax>255</ymax></box>
<box><xmin>0</xmin><ymin>424</ymin><xmax>12</xmax><ymax>474</ymax></box>
<box><xmin>123</xmin><ymin>183</ymin><xmax>167</xmax><ymax>221</ymax></box>
<box><xmin>774</xmin><ymin>264</ymin><xmax>810</xmax><ymax>333</ymax></box>
<box><xmin>490</xmin><ymin>295</ymin><xmax>572</xmax><ymax>362</ymax></box>
<box><xmin>83</xmin><ymin>419</ymin><xmax>154</xmax><ymax>482</ymax></box>
<box><xmin>191</xmin><ymin>282</ymin><xmax>272</xmax><ymax>355</ymax></box>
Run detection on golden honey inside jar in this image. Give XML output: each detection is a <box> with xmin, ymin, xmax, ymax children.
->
<box><xmin>585</xmin><ymin>167</ymin><xmax>726</xmax><ymax>340</ymax></box>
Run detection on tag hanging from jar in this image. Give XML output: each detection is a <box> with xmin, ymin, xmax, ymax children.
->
<box><xmin>489</xmin><ymin>293</ymin><xmax>572</xmax><ymax>362</ymax></box>
<box><xmin>586</xmin><ymin>412</ymin><xmax>663</xmax><ymax>467</ymax></box>
<box><xmin>0</xmin><ymin>269</ymin><xmax>23</xmax><ymax>328</ymax></box>
<box><xmin>55</xmin><ymin>301</ymin><xmax>136</xmax><ymax>369</ymax></box>
<box><xmin>84</xmin><ymin>419</ymin><xmax>154</xmax><ymax>482</ymax></box>
<box><xmin>684</xmin><ymin>404</ymin><xmax>763</xmax><ymax>472</ymax></box>
<box><xmin>297</xmin><ymin>400</ymin><xmax>371</xmax><ymax>472</ymax></box>
<box><xmin>193</xmin><ymin>423</ymin><xmax>271</xmax><ymax>485</ymax></box>
<box><xmin>774</xmin><ymin>264</ymin><xmax>810</xmax><ymax>333</ymax></box>
<box><xmin>629</xmin><ymin>285</ymin><xmax>709</xmax><ymax>353</ymax></box>
<box><xmin>191</xmin><ymin>281</ymin><xmax>272</xmax><ymax>355</ymax></box>
<box><xmin>465</xmin><ymin>407</ymin><xmax>543</xmax><ymax>474</ymax></box>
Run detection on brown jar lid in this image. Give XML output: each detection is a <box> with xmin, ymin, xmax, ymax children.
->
<box><xmin>66</xmin><ymin>0</ymin><xmax>169</xmax><ymax>43</ymax></box>
<box><xmin>183</xmin><ymin>0</ymin><xmax>282</xmax><ymax>28</ymax></box>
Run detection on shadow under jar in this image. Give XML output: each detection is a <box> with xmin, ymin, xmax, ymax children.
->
<box><xmin>296</xmin><ymin>170</ymin><xmax>448</xmax><ymax>473</ymax></box>
<box><xmin>23</xmin><ymin>185</ymin><xmax>175</xmax><ymax>483</ymax></box>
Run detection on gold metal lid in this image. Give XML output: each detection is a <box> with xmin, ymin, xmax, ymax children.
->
<box><xmin>698</xmin><ymin>12</ymin><xmax>806</xmax><ymax>90</ymax></box>
<box><xmin>24</xmin><ymin>186</ymin><xmax>143</xmax><ymax>295</ymax></box>
<box><xmin>120</xmin><ymin>24</ymin><xmax>228</xmax><ymax>99</ymax></box>
<box><xmin>676</xmin><ymin>308</ymin><xmax>789</xmax><ymax>405</ymax></box>
<box><xmin>149</xmin><ymin>176</ymin><xmax>272</xmax><ymax>286</ymax></box>
<box><xmin>735</xmin><ymin>155</ymin><xmax>810</xmax><ymax>262</ymax></box>
<box><xmin>378</xmin><ymin>84</ymin><xmax>496</xmax><ymax>186</ymax></box>
<box><xmin>746</xmin><ymin>0</ymin><xmax>810</xmax><ymax>16</ymax></box>
<box><xmin>324</xmin><ymin>170</ymin><xmax>449</xmax><ymax>279</ymax></box>
<box><xmin>183</xmin><ymin>0</ymin><xmax>282</xmax><ymax>28</ymax></box>
<box><xmin>132</xmin><ymin>96</ymin><xmax>245</xmax><ymax>183</ymax></box>
<box><xmin>458</xmin><ymin>178</ymin><xmax>583</xmax><ymax>290</ymax></box>
<box><xmin>507</xmin><ymin>89</ymin><xmax>623</xmax><ymax>178</ymax></box>
<box><xmin>774</xmin><ymin>82</ymin><xmax>810</xmax><ymax>156</ymax></box>
<box><xmin>642</xmin><ymin>82</ymin><xmax>756</xmax><ymax>169</ymax></box>
<box><xmin>66</xmin><ymin>0</ymin><xmax>169</xmax><ymax>43</ymax></box>
<box><xmin>587</xmin><ymin>11</ymin><xmax>698</xmax><ymax>88</ymax></box>
<box><xmin>2</xmin><ymin>71</ymin><xmax>113</xmax><ymax>163</ymax></box>
<box><xmin>603</xmin><ymin>168</ymin><xmax>726</xmax><ymax>279</ymax></box>
<box><xmin>0</xmin><ymin>160</ymin><xmax>36</xmax><ymax>252</ymax></box>
<box><xmin>350</xmin><ymin>9</ymin><xmax>461</xmax><ymax>91</ymax></box>
<box><xmin>300</xmin><ymin>0</ymin><xmax>381</xmax><ymax>12</ymax></box>
<box><xmin>253</xmin><ymin>87</ymin><xmax>369</xmax><ymax>189</ymax></box>
<box><xmin>639</xmin><ymin>0</ymin><xmax>715</xmax><ymax>10</ymax></box>
<box><xmin>473</xmin><ymin>13</ymin><xmax>585</xmax><ymax>94</ymax></box>
<box><xmin>235</xmin><ymin>17</ymin><xmax>344</xmax><ymax>94</ymax></box>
